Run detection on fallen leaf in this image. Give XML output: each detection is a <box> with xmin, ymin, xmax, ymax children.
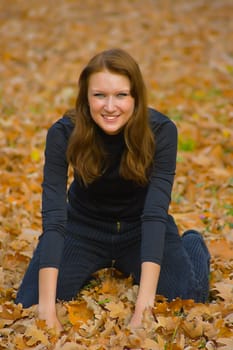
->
<box><xmin>66</xmin><ymin>300</ymin><xmax>94</xmax><ymax>327</ymax></box>
<box><xmin>213</xmin><ymin>279</ymin><xmax>233</xmax><ymax>303</ymax></box>
<box><xmin>24</xmin><ymin>325</ymin><xmax>49</xmax><ymax>346</ymax></box>
<box><xmin>105</xmin><ymin>300</ymin><xmax>127</xmax><ymax>319</ymax></box>
<box><xmin>142</xmin><ymin>338</ymin><xmax>160</xmax><ymax>349</ymax></box>
<box><xmin>217</xmin><ymin>338</ymin><xmax>233</xmax><ymax>349</ymax></box>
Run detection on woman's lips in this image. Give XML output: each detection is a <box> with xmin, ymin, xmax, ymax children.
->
<box><xmin>102</xmin><ymin>114</ymin><xmax>119</xmax><ymax>120</ymax></box>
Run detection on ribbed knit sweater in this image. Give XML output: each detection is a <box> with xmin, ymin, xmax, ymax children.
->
<box><xmin>39</xmin><ymin>108</ymin><xmax>177</xmax><ymax>269</ymax></box>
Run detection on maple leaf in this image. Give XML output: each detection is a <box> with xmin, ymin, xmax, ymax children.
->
<box><xmin>13</xmin><ymin>334</ymin><xmax>27</xmax><ymax>350</ymax></box>
<box><xmin>0</xmin><ymin>302</ymin><xmax>22</xmax><ymax>327</ymax></box>
<box><xmin>66</xmin><ymin>300</ymin><xmax>94</xmax><ymax>327</ymax></box>
<box><xmin>24</xmin><ymin>325</ymin><xmax>49</xmax><ymax>346</ymax></box>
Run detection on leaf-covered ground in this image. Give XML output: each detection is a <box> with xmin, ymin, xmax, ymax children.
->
<box><xmin>0</xmin><ymin>0</ymin><xmax>232</xmax><ymax>349</ymax></box>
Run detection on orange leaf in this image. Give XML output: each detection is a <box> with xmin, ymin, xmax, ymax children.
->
<box><xmin>66</xmin><ymin>300</ymin><xmax>94</xmax><ymax>327</ymax></box>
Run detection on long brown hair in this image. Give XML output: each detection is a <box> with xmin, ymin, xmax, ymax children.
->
<box><xmin>66</xmin><ymin>48</ymin><xmax>155</xmax><ymax>186</ymax></box>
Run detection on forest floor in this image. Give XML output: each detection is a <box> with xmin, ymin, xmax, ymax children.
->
<box><xmin>0</xmin><ymin>0</ymin><xmax>233</xmax><ymax>349</ymax></box>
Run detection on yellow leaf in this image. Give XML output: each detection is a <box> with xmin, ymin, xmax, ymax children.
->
<box><xmin>24</xmin><ymin>325</ymin><xmax>49</xmax><ymax>346</ymax></box>
<box><xmin>0</xmin><ymin>302</ymin><xmax>22</xmax><ymax>321</ymax></box>
<box><xmin>13</xmin><ymin>335</ymin><xmax>26</xmax><ymax>350</ymax></box>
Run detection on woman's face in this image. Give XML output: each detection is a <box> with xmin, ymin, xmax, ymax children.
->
<box><xmin>87</xmin><ymin>70</ymin><xmax>135</xmax><ymax>135</ymax></box>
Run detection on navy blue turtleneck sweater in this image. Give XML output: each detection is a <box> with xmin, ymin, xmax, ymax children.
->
<box><xmin>39</xmin><ymin>108</ymin><xmax>177</xmax><ymax>269</ymax></box>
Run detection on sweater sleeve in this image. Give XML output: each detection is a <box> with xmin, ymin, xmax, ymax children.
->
<box><xmin>141</xmin><ymin>119</ymin><xmax>178</xmax><ymax>265</ymax></box>
<box><xmin>39</xmin><ymin>120</ymin><xmax>69</xmax><ymax>269</ymax></box>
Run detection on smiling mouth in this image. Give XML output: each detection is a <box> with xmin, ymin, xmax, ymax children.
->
<box><xmin>102</xmin><ymin>115</ymin><xmax>119</xmax><ymax>120</ymax></box>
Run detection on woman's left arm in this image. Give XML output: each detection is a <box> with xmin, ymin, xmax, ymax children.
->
<box><xmin>130</xmin><ymin>115</ymin><xmax>178</xmax><ymax>328</ymax></box>
<box><xmin>130</xmin><ymin>261</ymin><xmax>160</xmax><ymax>327</ymax></box>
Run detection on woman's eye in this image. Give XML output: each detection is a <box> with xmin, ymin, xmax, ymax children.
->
<box><xmin>94</xmin><ymin>93</ymin><xmax>105</xmax><ymax>98</ymax></box>
<box><xmin>117</xmin><ymin>93</ymin><xmax>128</xmax><ymax>97</ymax></box>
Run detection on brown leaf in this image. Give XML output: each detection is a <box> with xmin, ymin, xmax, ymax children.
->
<box><xmin>182</xmin><ymin>317</ymin><xmax>204</xmax><ymax>339</ymax></box>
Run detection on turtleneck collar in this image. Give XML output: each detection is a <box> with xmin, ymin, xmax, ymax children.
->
<box><xmin>95</xmin><ymin>124</ymin><xmax>125</xmax><ymax>145</ymax></box>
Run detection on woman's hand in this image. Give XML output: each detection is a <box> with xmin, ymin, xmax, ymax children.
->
<box><xmin>127</xmin><ymin>306</ymin><xmax>144</xmax><ymax>350</ymax></box>
<box><xmin>129</xmin><ymin>306</ymin><xmax>144</xmax><ymax>329</ymax></box>
<box><xmin>38</xmin><ymin>305</ymin><xmax>63</xmax><ymax>332</ymax></box>
<box><xmin>131</xmin><ymin>261</ymin><xmax>159</xmax><ymax>326</ymax></box>
<box><xmin>127</xmin><ymin>261</ymin><xmax>160</xmax><ymax>350</ymax></box>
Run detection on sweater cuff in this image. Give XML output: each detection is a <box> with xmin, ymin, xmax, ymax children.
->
<box><xmin>39</xmin><ymin>231</ymin><xmax>64</xmax><ymax>268</ymax></box>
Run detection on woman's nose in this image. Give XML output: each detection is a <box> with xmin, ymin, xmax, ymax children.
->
<box><xmin>104</xmin><ymin>96</ymin><xmax>116</xmax><ymax>112</ymax></box>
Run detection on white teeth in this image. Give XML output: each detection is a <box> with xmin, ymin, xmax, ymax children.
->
<box><xmin>103</xmin><ymin>115</ymin><xmax>118</xmax><ymax>120</ymax></box>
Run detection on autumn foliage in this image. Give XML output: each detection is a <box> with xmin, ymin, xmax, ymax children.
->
<box><xmin>0</xmin><ymin>0</ymin><xmax>233</xmax><ymax>349</ymax></box>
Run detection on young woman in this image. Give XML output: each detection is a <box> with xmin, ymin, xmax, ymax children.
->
<box><xmin>16</xmin><ymin>48</ymin><xmax>210</xmax><ymax>330</ymax></box>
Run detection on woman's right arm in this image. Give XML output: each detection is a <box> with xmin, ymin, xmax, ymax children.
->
<box><xmin>38</xmin><ymin>118</ymin><xmax>72</xmax><ymax>330</ymax></box>
<box><xmin>38</xmin><ymin>268</ymin><xmax>62</xmax><ymax>331</ymax></box>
